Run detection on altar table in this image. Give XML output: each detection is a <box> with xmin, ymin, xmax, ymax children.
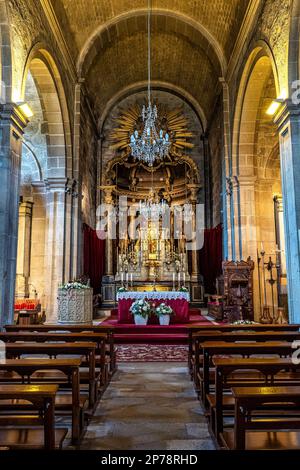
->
<box><xmin>116</xmin><ymin>291</ymin><xmax>190</xmax><ymax>324</ymax></box>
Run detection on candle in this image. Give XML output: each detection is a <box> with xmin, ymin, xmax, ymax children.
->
<box><xmin>121</xmin><ymin>272</ymin><xmax>124</xmax><ymax>283</ymax></box>
<box><xmin>183</xmin><ymin>272</ymin><xmax>186</xmax><ymax>285</ymax></box>
<box><xmin>130</xmin><ymin>273</ymin><xmax>133</xmax><ymax>287</ymax></box>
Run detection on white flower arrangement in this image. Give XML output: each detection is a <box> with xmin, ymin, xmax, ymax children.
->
<box><xmin>155</xmin><ymin>303</ymin><xmax>174</xmax><ymax>317</ymax></box>
<box><xmin>60</xmin><ymin>281</ymin><xmax>90</xmax><ymax>291</ymax></box>
<box><xmin>129</xmin><ymin>299</ymin><xmax>151</xmax><ymax>318</ymax></box>
<box><xmin>232</xmin><ymin>320</ymin><xmax>258</xmax><ymax>325</ymax></box>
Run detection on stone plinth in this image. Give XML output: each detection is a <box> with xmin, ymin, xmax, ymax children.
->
<box><xmin>57</xmin><ymin>288</ymin><xmax>93</xmax><ymax>324</ymax></box>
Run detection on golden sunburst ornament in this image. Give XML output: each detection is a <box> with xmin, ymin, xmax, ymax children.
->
<box><xmin>109</xmin><ymin>104</ymin><xmax>194</xmax><ymax>157</ymax></box>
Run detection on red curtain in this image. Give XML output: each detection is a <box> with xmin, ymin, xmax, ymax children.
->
<box><xmin>83</xmin><ymin>224</ymin><xmax>105</xmax><ymax>294</ymax></box>
<box><xmin>199</xmin><ymin>224</ymin><xmax>223</xmax><ymax>294</ymax></box>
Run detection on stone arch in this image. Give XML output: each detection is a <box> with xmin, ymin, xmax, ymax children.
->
<box><xmin>232</xmin><ymin>42</ymin><xmax>280</xmax><ymax>176</ymax></box>
<box><xmin>77</xmin><ymin>8</ymin><xmax>227</xmax><ymax>79</ymax></box>
<box><xmin>0</xmin><ymin>0</ymin><xmax>12</xmax><ymax>102</ymax></box>
<box><xmin>21</xmin><ymin>45</ymin><xmax>73</xmax><ymax>178</ymax></box>
<box><xmin>230</xmin><ymin>42</ymin><xmax>286</xmax><ymax>320</ymax></box>
<box><xmin>99</xmin><ymin>81</ymin><xmax>207</xmax><ymax>134</ymax></box>
<box><xmin>15</xmin><ymin>46</ymin><xmax>74</xmax><ymax>321</ymax></box>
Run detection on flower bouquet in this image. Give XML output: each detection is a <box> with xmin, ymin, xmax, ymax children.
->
<box><xmin>155</xmin><ymin>303</ymin><xmax>174</xmax><ymax>326</ymax></box>
<box><xmin>129</xmin><ymin>299</ymin><xmax>151</xmax><ymax>325</ymax></box>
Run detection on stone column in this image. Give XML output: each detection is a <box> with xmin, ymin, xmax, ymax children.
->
<box><xmin>16</xmin><ymin>201</ymin><xmax>33</xmax><ymax>298</ymax></box>
<box><xmin>220</xmin><ymin>79</ymin><xmax>234</xmax><ymax>260</ymax></box>
<box><xmin>44</xmin><ymin>177</ymin><xmax>68</xmax><ymax>323</ymax></box>
<box><xmin>0</xmin><ymin>104</ymin><xmax>28</xmax><ymax>326</ymax></box>
<box><xmin>274</xmin><ymin>102</ymin><xmax>300</xmax><ymax>323</ymax></box>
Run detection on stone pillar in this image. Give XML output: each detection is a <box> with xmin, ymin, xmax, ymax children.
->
<box><xmin>274</xmin><ymin>102</ymin><xmax>300</xmax><ymax>323</ymax></box>
<box><xmin>220</xmin><ymin>79</ymin><xmax>234</xmax><ymax>260</ymax></box>
<box><xmin>30</xmin><ymin>181</ymin><xmax>47</xmax><ymax>307</ymax></box>
<box><xmin>16</xmin><ymin>201</ymin><xmax>33</xmax><ymax>298</ymax></box>
<box><xmin>0</xmin><ymin>104</ymin><xmax>28</xmax><ymax>326</ymax></box>
<box><xmin>44</xmin><ymin>177</ymin><xmax>68</xmax><ymax>323</ymax></box>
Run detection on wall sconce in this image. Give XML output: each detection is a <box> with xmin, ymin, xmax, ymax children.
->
<box><xmin>17</xmin><ymin>102</ymin><xmax>34</xmax><ymax>119</ymax></box>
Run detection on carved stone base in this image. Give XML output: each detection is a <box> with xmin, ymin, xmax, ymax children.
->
<box><xmin>57</xmin><ymin>288</ymin><xmax>93</xmax><ymax>324</ymax></box>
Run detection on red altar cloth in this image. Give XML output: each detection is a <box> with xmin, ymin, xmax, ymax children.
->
<box><xmin>118</xmin><ymin>298</ymin><xmax>189</xmax><ymax>324</ymax></box>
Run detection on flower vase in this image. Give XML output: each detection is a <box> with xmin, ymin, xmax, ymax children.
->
<box><xmin>134</xmin><ymin>315</ymin><xmax>148</xmax><ymax>326</ymax></box>
<box><xmin>159</xmin><ymin>315</ymin><xmax>170</xmax><ymax>326</ymax></box>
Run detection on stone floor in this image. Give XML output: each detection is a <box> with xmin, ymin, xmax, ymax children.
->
<box><xmin>80</xmin><ymin>362</ymin><xmax>216</xmax><ymax>450</ymax></box>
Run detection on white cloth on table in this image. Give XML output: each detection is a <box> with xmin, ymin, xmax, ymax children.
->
<box><xmin>117</xmin><ymin>291</ymin><xmax>190</xmax><ymax>302</ymax></box>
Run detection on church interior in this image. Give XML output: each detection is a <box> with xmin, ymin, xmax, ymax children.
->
<box><xmin>1</xmin><ymin>0</ymin><xmax>300</xmax><ymax>454</ymax></box>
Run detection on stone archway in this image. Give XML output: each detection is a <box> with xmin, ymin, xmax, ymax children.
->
<box><xmin>17</xmin><ymin>49</ymin><xmax>74</xmax><ymax>323</ymax></box>
<box><xmin>231</xmin><ymin>45</ymin><xmax>286</xmax><ymax>320</ymax></box>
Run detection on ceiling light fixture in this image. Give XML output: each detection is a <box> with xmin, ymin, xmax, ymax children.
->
<box><xmin>130</xmin><ymin>0</ymin><xmax>171</xmax><ymax>166</ymax></box>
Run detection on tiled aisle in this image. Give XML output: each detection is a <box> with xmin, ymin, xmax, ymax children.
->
<box><xmin>80</xmin><ymin>363</ymin><xmax>215</xmax><ymax>450</ymax></box>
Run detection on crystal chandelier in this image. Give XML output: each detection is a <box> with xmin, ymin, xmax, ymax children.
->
<box><xmin>130</xmin><ymin>0</ymin><xmax>171</xmax><ymax>167</ymax></box>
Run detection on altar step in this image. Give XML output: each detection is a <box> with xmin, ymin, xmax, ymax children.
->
<box><xmin>101</xmin><ymin>309</ymin><xmax>213</xmax><ymax>345</ymax></box>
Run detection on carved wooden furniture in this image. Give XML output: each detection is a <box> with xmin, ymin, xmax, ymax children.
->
<box><xmin>222</xmin><ymin>258</ymin><xmax>255</xmax><ymax>321</ymax></box>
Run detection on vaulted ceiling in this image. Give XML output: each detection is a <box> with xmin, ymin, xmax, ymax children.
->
<box><xmin>49</xmin><ymin>0</ymin><xmax>250</xmax><ymax>126</ymax></box>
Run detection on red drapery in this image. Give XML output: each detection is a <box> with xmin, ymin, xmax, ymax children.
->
<box><xmin>83</xmin><ymin>224</ymin><xmax>105</xmax><ymax>294</ymax></box>
<box><xmin>199</xmin><ymin>224</ymin><xmax>223</xmax><ymax>294</ymax></box>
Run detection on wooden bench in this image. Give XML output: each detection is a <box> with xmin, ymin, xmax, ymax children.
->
<box><xmin>220</xmin><ymin>386</ymin><xmax>300</xmax><ymax>450</ymax></box>
<box><xmin>212</xmin><ymin>357</ymin><xmax>300</xmax><ymax>439</ymax></box>
<box><xmin>0</xmin><ymin>359</ymin><xmax>83</xmax><ymax>443</ymax></box>
<box><xmin>199</xmin><ymin>341</ymin><xmax>294</xmax><ymax>407</ymax></box>
<box><xmin>0</xmin><ymin>384</ymin><xmax>67</xmax><ymax>449</ymax></box>
<box><xmin>4</xmin><ymin>324</ymin><xmax>117</xmax><ymax>374</ymax></box>
<box><xmin>187</xmin><ymin>323</ymin><xmax>300</xmax><ymax>373</ymax></box>
<box><xmin>191</xmin><ymin>330</ymin><xmax>300</xmax><ymax>384</ymax></box>
<box><xmin>4</xmin><ymin>342</ymin><xmax>97</xmax><ymax>408</ymax></box>
<box><xmin>0</xmin><ymin>331</ymin><xmax>108</xmax><ymax>388</ymax></box>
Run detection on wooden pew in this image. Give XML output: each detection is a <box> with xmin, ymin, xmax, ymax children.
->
<box><xmin>212</xmin><ymin>357</ymin><xmax>300</xmax><ymax>439</ymax></box>
<box><xmin>4</xmin><ymin>324</ymin><xmax>117</xmax><ymax>374</ymax></box>
<box><xmin>199</xmin><ymin>341</ymin><xmax>294</xmax><ymax>407</ymax></box>
<box><xmin>0</xmin><ymin>332</ymin><xmax>107</xmax><ymax>388</ymax></box>
<box><xmin>192</xmin><ymin>330</ymin><xmax>300</xmax><ymax>385</ymax></box>
<box><xmin>187</xmin><ymin>323</ymin><xmax>300</xmax><ymax>373</ymax></box>
<box><xmin>220</xmin><ymin>386</ymin><xmax>300</xmax><ymax>450</ymax></box>
<box><xmin>0</xmin><ymin>384</ymin><xmax>67</xmax><ymax>449</ymax></box>
<box><xmin>0</xmin><ymin>359</ymin><xmax>83</xmax><ymax>443</ymax></box>
<box><xmin>4</xmin><ymin>342</ymin><xmax>97</xmax><ymax>408</ymax></box>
